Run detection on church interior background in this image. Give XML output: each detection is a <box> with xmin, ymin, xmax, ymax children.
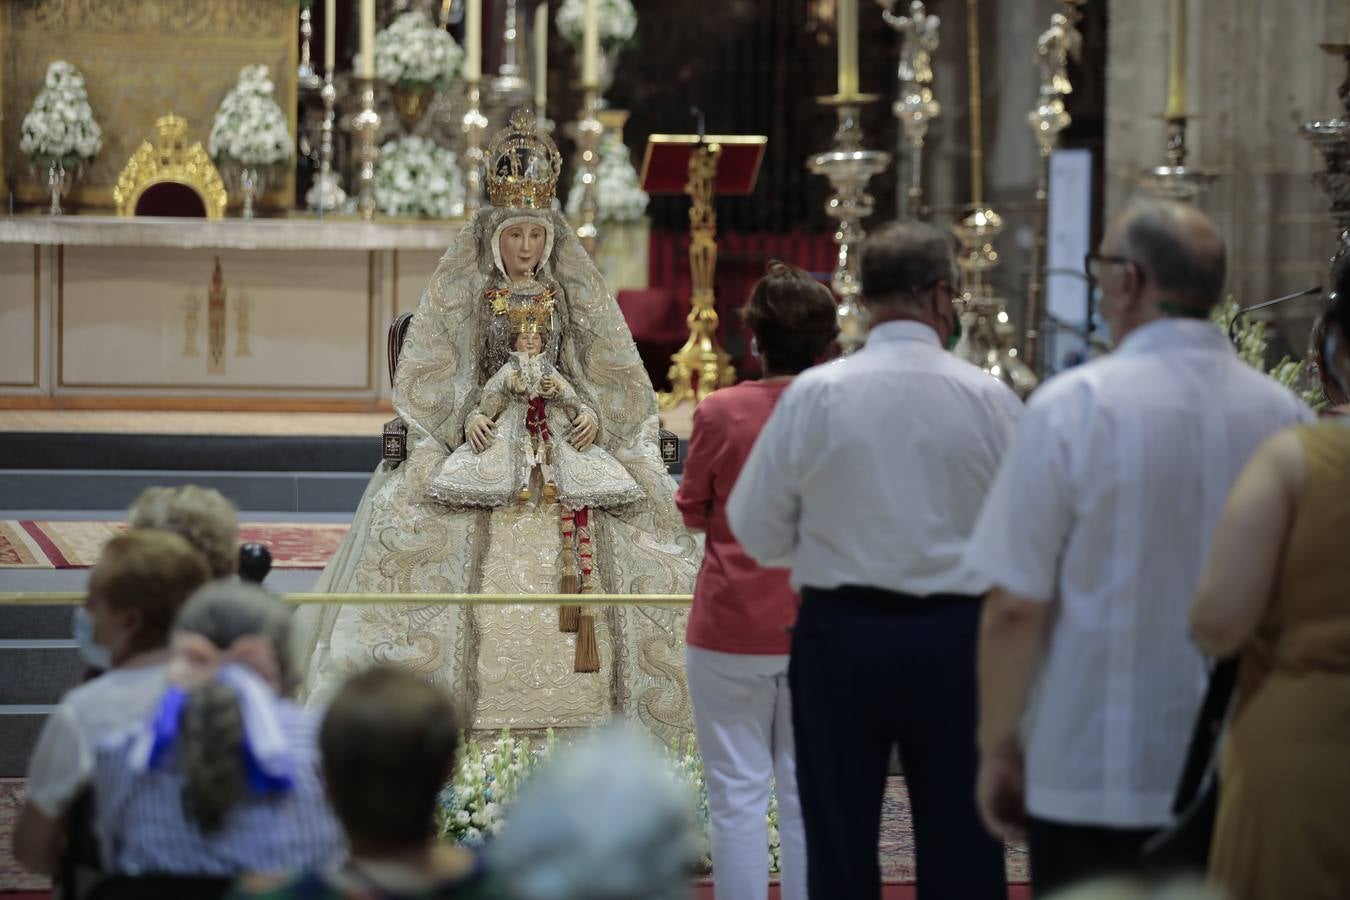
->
<box><xmin>0</xmin><ymin>0</ymin><xmax>1348</xmax><ymax>890</ymax></box>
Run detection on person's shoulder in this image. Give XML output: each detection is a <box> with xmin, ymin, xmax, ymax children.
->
<box><xmin>61</xmin><ymin>663</ymin><xmax>167</xmax><ymax>714</ymax></box>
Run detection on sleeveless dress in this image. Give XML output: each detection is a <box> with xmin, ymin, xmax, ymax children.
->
<box><xmin>1209</xmin><ymin>420</ymin><xmax>1350</xmax><ymax>898</ymax></box>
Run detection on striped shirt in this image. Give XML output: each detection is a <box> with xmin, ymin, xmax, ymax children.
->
<box><xmin>93</xmin><ymin>696</ymin><xmax>345</xmax><ymax>876</ymax></box>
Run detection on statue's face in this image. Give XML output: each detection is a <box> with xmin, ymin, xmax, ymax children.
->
<box><xmin>514</xmin><ymin>331</ymin><xmax>543</xmax><ymax>355</ymax></box>
<box><xmin>499</xmin><ymin>222</ymin><xmax>548</xmax><ymax>281</ymax></box>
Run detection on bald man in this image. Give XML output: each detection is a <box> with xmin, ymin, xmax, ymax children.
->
<box><xmin>963</xmin><ymin>200</ymin><xmax>1313</xmax><ymax>894</ymax></box>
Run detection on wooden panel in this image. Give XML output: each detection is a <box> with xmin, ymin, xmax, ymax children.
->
<box><xmin>0</xmin><ymin>245</ymin><xmax>39</xmax><ymax>387</ymax></box>
<box><xmin>58</xmin><ymin>247</ymin><xmax>374</xmax><ymax>392</ymax></box>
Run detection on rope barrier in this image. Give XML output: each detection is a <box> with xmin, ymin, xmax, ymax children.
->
<box><xmin>0</xmin><ymin>591</ymin><xmax>693</xmax><ymax>607</ymax></box>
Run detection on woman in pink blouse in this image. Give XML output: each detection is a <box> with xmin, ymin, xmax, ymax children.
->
<box><xmin>675</xmin><ymin>262</ymin><xmax>838</xmax><ymax>900</ymax></box>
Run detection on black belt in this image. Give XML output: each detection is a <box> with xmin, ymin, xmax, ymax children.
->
<box><xmin>800</xmin><ymin>584</ymin><xmax>982</xmax><ymax>616</ymax></box>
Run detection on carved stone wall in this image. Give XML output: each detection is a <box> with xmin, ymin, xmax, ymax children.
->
<box><xmin>2</xmin><ymin>0</ymin><xmax>297</xmax><ymax>210</ymax></box>
<box><xmin>1106</xmin><ymin>0</ymin><xmax>1349</xmax><ymax>349</ymax></box>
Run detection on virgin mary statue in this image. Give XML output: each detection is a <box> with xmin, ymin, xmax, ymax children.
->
<box><xmin>293</xmin><ymin>111</ymin><xmax>701</xmax><ymax>745</ymax></box>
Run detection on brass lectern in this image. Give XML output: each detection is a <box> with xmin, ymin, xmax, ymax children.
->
<box><xmin>639</xmin><ymin>133</ymin><xmax>767</xmax><ymax>409</ymax></box>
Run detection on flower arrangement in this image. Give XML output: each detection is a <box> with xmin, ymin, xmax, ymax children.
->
<box><xmin>374</xmin><ymin>135</ymin><xmax>465</xmax><ymax>219</ymax></box>
<box><xmin>438</xmin><ymin>729</ymin><xmax>555</xmax><ymax>846</ymax></box>
<box><xmin>565</xmin><ymin>132</ymin><xmax>649</xmax><ymax>225</ymax></box>
<box><xmin>1212</xmin><ymin>297</ymin><xmax>1324</xmax><ymax>408</ymax></box>
<box><xmin>375</xmin><ymin>10</ymin><xmax>464</xmax><ymax>90</ymax></box>
<box><xmin>208</xmin><ymin>65</ymin><xmax>293</xmax><ymax>167</ymax></box>
<box><xmin>556</xmin><ymin>0</ymin><xmax>638</xmax><ymax>50</ymax></box>
<box><xmin>19</xmin><ymin>61</ymin><xmax>103</xmax><ymax>165</ymax></box>
<box><xmin>437</xmin><ymin>728</ymin><xmax>782</xmax><ymax>875</ymax></box>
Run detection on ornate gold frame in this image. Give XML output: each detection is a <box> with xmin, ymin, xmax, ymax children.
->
<box><xmin>113</xmin><ymin>114</ymin><xmax>227</xmax><ymax>219</ymax></box>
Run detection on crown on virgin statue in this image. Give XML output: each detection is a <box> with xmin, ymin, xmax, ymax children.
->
<box><xmin>486</xmin><ymin>109</ymin><xmax>563</xmax><ymax>209</ymax></box>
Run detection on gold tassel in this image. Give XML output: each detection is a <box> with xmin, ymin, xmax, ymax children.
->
<box><xmin>559</xmin><ymin>603</ymin><xmax>581</xmax><ymax>632</ymax></box>
<box><xmin>574</xmin><ymin>613</ymin><xmax>600</xmax><ymax>672</ymax></box>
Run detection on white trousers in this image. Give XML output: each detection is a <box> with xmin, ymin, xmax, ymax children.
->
<box><xmin>686</xmin><ymin>646</ymin><xmax>806</xmax><ymax>900</ymax></box>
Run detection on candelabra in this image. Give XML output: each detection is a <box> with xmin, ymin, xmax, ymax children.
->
<box><xmin>489</xmin><ymin>0</ymin><xmax>533</xmax><ymax>107</ymax></box>
<box><xmin>573</xmin><ymin>87</ymin><xmax>603</xmax><ymax>255</ymax></box>
<box><xmin>881</xmin><ymin>0</ymin><xmax>940</xmax><ymax>219</ymax></box>
<box><xmin>807</xmin><ymin>98</ymin><xmax>892</xmax><ymax>353</ymax></box>
<box><xmin>1300</xmin><ymin>43</ymin><xmax>1350</xmax><ymax>263</ymax></box>
<box><xmin>1139</xmin><ymin>115</ymin><xmax>1215</xmax><ymax>203</ymax></box>
<box><xmin>462</xmin><ymin>79</ymin><xmax>489</xmax><ymax>215</ymax></box>
<box><xmin>948</xmin><ymin>0</ymin><xmax>1036</xmax><ymax>396</ymax></box>
<box><xmin>352</xmin><ymin>79</ymin><xmax>382</xmax><ymax>221</ymax></box>
<box><xmin>306</xmin><ymin>73</ymin><xmax>348</xmax><ymax>214</ymax></box>
<box><xmin>1024</xmin><ymin>0</ymin><xmax>1083</xmax><ymax>377</ymax></box>
<box><xmin>297</xmin><ymin>5</ymin><xmax>321</xmax><ymax>90</ymax></box>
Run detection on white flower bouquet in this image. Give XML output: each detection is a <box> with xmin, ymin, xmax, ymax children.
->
<box><xmin>438</xmin><ymin>729</ymin><xmax>555</xmax><ymax>845</ymax></box>
<box><xmin>1212</xmin><ymin>297</ymin><xmax>1323</xmax><ymax>408</ymax></box>
<box><xmin>566</xmin><ymin>132</ymin><xmax>649</xmax><ymax>224</ymax></box>
<box><xmin>375</xmin><ymin>10</ymin><xmax>464</xmax><ymax>90</ymax></box>
<box><xmin>556</xmin><ymin>0</ymin><xmax>638</xmax><ymax>50</ymax></box>
<box><xmin>19</xmin><ymin>61</ymin><xmax>103</xmax><ymax>165</ymax></box>
<box><xmin>374</xmin><ymin>135</ymin><xmax>465</xmax><ymax>219</ymax></box>
<box><xmin>209</xmin><ymin>65</ymin><xmax>293</xmax><ymax>167</ymax></box>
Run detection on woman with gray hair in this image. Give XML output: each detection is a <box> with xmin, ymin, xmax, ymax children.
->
<box><xmin>128</xmin><ymin>486</ymin><xmax>241</xmax><ymax>580</ymax></box>
<box><xmin>91</xmin><ymin>582</ymin><xmax>342</xmax><ymax>876</ymax></box>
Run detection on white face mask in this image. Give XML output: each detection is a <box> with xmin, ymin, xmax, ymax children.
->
<box><xmin>73</xmin><ymin>606</ymin><xmax>113</xmax><ymax>670</ymax></box>
<box><xmin>1325</xmin><ymin>330</ymin><xmax>1348</xmax><ymax>396</ymax></box>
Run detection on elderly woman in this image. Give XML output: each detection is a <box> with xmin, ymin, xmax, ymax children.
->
<box><xmin>92</xmin><ymin>582</ymin><xmax>342</xmax><ymax>876</ymax></box>
<box><xmin>128</xmin><ymin>485</ymin><xmax>241</xmax><ymax>581</ymax></box>
<box><xmin>14</xmin><ymin>530</ymin><xmax>211</xmax><ymax>878</ymax></box>
<box><xmin>1190</xmin><ymin>262</ymin><xmax>1350</xmax><ymax>898</ymax></box>
<box><xmin>673</xmin><ymin>262</ymin><xmax>838</xmax><ymax>900</ymax></box>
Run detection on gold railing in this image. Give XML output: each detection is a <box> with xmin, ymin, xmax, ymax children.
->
<box><xmin>0</xmin><ymin>592</ymin><xmax>693</xmax><ymax>607</ymax></box>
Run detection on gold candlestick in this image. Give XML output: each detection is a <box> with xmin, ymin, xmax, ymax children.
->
<box><xmin>352</xmin><ymin>78</ymin><xmax>381</xmax><ymax>221</ymax></box>
<box><xmin>462</xmin><ymin>79</ymin><xmax>488</xmax><ymax>215</ymax></box>
<box><xmin>881</xmin><ymin>0</ymin><xmax>941</xmax><ymax>220</ymax></box>
<box><xmin>573</xmin><ymin>86</ymin><xmax>602</xmax><ymax>255</ymax></box>
<box><xmin>1024</xmin><ymin>1</ymin><xmax>1083</xmax><ymax>377</ymax></box>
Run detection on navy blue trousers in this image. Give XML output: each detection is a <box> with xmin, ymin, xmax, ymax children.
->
<box><xmin>789</xmin><ymin>586</ymin><xmax>1007</xmax><ymax>900</ymax></box>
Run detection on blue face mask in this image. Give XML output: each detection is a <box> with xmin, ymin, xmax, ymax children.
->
<box><xmin>73</xmin><ymin>606</ymin><xmax>113</xmax><ymax>670</ymax></box>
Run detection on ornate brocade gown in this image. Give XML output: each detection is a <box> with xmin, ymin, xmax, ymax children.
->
<box><xmin>291</xmin><ymin>208</ymin><xmax>702</xmax><ymax>746</ymax></box>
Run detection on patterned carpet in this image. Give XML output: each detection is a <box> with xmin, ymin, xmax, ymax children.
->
<box><xmin>0</xmin><ymin>521</ymin><xmax>350</xmax><ymax>570</ymax></box>
<box><xmin>0</xmin><ymin>777</ymin><xmax>1027</xmax><ymax>891</ymax></box>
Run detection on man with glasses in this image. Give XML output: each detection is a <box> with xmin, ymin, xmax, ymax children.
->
<box><xmin>967</xmin><ymin>199</ymin><xmax>1313</xmax><ymax>894</ymax></box>
<box><xmin>729</xmin><ymin>221</ymin><xmax>1022</xmax><ymax>900</ymax></box>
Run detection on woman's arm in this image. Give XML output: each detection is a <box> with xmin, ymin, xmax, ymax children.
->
<box><xmin>674</xmin><ymin>401</ymin><xmax>723</xmax><ymax>532</ymax></box>
<box><xmin>1190</xmin><ymin>428</ymin><xmax>1305</xmax><ymax>658</ymax></box>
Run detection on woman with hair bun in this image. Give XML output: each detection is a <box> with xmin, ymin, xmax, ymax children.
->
<box><xmin>92</xmin><ymin>582</ymin><xmax>342</xmax><ymax>876</ymax></box>
<box><xmin>674</xmin><ymin>261</ymin><xmax>838</xmax><ymax>900</ymax></box>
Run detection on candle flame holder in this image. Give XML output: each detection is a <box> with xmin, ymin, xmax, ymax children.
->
<box><xmin>573</xmin><ymin>86</ymin><xmax>603</xmax><ymax>255</ymax></box>
<box><xmin>352</xmin><ymin>78</ymin><xmax>382</xmax><ymax>221</ymax></box>
<box><xmin>462</xmin><ymin>79</ymin><xmax>489</xmax><ymax>216</ymax></box>
<box><xmin>306</xmin><ymin>73</ymin><xmax>348</xmax><ymax>214</ymax></box>
<box><xmin>1300</xmin><ymin>43</ymin><xmax>1350</xmax><ymax>263</ymax></box>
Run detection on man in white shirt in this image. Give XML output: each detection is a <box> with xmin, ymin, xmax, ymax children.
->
<box><xmin>729</xmin><ymin>222</ymin><xmax>1023</xmax><ymax>900</ymax></box>
<box><xmin>967</xmin><ymin>199</ymin><xmax>1313</xmax><ymax>895</ymax></box>
<box><xmin>14</xmin><ymin>529</ymin><xmax>210</xmax><ymax>878</ymax></box>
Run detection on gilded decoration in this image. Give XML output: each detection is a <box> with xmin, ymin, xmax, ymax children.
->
<box><xmin>486</xmin><ymin>109</ymin><xmax>563</xmax><ymax>209</ymax></box>
<box><xmin>2</xmin><ymin>0</ymin><xmax>296</xmax><ymax>209</ymax></box>
<box><xmin>113</xmin><ymin>114</ymin><xmax>228</xmax><ymax>219</ymax></box>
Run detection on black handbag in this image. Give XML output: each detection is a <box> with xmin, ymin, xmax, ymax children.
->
<box><xmin>1139</xmin><ymin>657</ymin><xmax>1239</xmax><ymax>870</ymax></box>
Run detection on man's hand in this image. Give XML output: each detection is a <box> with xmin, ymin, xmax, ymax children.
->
<box><xmin>467</xmin><ymin>415</ymin><xmax>496</xmax><ymax>453</ymax></box>
<box><xmin>570</xmin><ymin>410</ymin><xmax>598</xmax><ymax>450</ymax></box>
<box><xmin>975</xmin><ymin>745</ymin><xmax>1027</xmax><ymax>844</ymax></box>
<box><xmin>540</xmin><ymin>375</ymin><xmax>561</xmax><ymax>399</ymax></box>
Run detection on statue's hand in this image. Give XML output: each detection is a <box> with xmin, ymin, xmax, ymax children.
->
<box><xmin>540</xmin><ymin>376</ymin><xmax>560</xmax><ymax>399</ymax></box>
<box><xmin>467</xmin><ymin>415</ymin><xmax>496</xmax><ymax>453</ymax></box>
<box><xmin>570</xmin><ymin>410</ymin><xmax>598</xmax><ymax>451</ymax></box>
<box><xmin>509</xmin><ymin>373</ymin><xmax>528</xmax><ymax>395</ymax></box>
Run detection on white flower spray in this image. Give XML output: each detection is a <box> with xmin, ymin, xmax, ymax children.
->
<box><xmin>373</xmin><ymin>135</ymin><xmax>465</xmax><ymax>219</ymax></box>
<box><xmin>20</xmin><ymin>61</ymin><xmax>103</xmax><ymax>163</ymax></box>
<box><xmin>374</xmin><ymin>10</ymin><xmax>464</xmax><ymax>89</ymax></box>
<box><xmin>565</xmin><ymin>131</ymin><xmax>649</xmax><ymax>225</ymax></box>
<box><xmin>556</xmin><ymin>0</ymin><xmax>638</xmax><ymax>49</ymax></box>
<box><xmin>209</xmin><ymin>65</ymin><xmax>293</xmax><ymax>167</ymax></box>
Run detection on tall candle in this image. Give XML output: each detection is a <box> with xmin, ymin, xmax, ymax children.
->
<box><xmin>582</xmin><ymin>0</ymin><xmax>598</xmax><ymax>87</ymax></box>
<box><xmin>466</xmin><ymin>0</ymin><xmax>482</xmax><ymax>81</ymax></box>
<box><xmin>534</xmin><ymin>2</ymin><xmax>548</xmax><ymax>108</ymax></box>
<box><xmin>1164</xmin><ymin>0</ymin><xmax>1186</xmax><ymax>119</ymax></box>
<box><xmin>324</xmin><ymin>0</ymin><xmax>336</xmax><ymax>73</ymax></box>
<box><xmin>837</xmin><ymin>0</ymin><xmax>859</xmax><ymax>97</ymax></box>
<box><xmin>359</xmin><ymin>0</ymin><xmax>375</xmax><ymax>79</ymax></box>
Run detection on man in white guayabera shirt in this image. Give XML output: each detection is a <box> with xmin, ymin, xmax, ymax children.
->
<box><xmin>729</xmin><ymin>221</ymin><xmax>1022</xmax><ymax>900</ymax></box>
<box><xmin>967</xmin><ymin>199</ymin><xmax>1313</xmax><ymax>896</ymax></box>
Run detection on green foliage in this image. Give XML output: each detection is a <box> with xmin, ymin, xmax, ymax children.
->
<box><xmin>1210</xmin><ymin>298</ymin><xmax>1325</xmax><ymax>409</ymax></box>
